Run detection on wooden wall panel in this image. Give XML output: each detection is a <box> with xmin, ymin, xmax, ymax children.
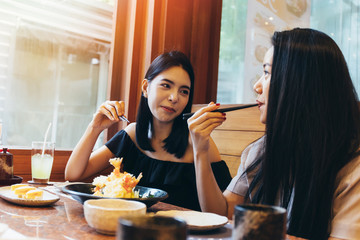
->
<box><xmin>163</xmin><ymin>0</ymin><xmax>193</xmax><ymax>55</ymax></box>
<box><xmin>221</xmin><ymin>155</ymin><xmax>240</xmax><ymax>178</ymax></box>
<box><xmin>152</xmin><ymin>0</ymin><xmax>167</xmax><ymax>56</ymax></box>
<box><xmin>11</xmin><ymin>149</ymin><xmax>72</xmax><ymax>182</ymax></box>
<box><xmin>190</xmin><ymin>0</ymin><xmax>222</xmax><ymax>102</ymax></box>
<box><xmin>107</xmin><ymin>0</ymin><xmax>137</xmax><ymax>138</ymax></box>
<box><xmin>211</xmin><ymin>131</ymin><xmax>264</xmax><ymax>156</ymax></box>
<box><xmin>218</xmin><ymin>107</ymin><xmax>265</xmax><ymax>131</ymax></box>
<box><xmin>128</xmin><ymin>0</ymin><xmax>154</xmax><ymax>126</ymax></box>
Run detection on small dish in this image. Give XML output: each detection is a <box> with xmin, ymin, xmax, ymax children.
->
<box><xmin>0</xmin><ymin>186</ymin><xmax>60</xmax><ymax>207</ymax></box>
<box><xmin>156</xmin><ymin>210</ymin><xmax>228</xmax><ymax>231</ymax></box>
<box><xmin>62</xmin><ymin>183</ymin><xmax>168</xmax><ymax>207</ymax></box>
<box><xmin>84</xmin><ymin>199</ymin><xmax>146</xmax><ymax>235</ymax></box>
<box><xmin>0</xmin><ymin>176</ymin><xmax>23</xmax><ymax>186</ymax></box>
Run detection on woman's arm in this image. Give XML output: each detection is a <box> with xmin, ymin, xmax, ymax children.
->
<box><xmin>193</xmin><ymin>148</ymin><xmax>228</xmax><ymax>216</ymax></box>
<box><xmin>188</xmin><ymin>103</ymin><xmax>245</xmax><ymax>217</ymax></box>
<box><xmin>64</xmin><ymin>101</ymin><xmax>126</xmax><ymax>181</ymax></box>
<box><xmin>64</xmin><ymin>126</ymin><xmax>114</xmax><ymax>181</ymax></box>
<box><xmin>193</xmin><ymin>135</ymin><xmax>245</xmax><ymax>218</ymax></box>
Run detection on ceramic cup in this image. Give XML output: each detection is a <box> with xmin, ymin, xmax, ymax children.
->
<box><xmin>233</xmin><ymin>204</ymin><xmax>287</xmax><ymax>240</ymax></box>
<box><xmin>117</xmin><ymin>215</ymin><xmax>187</xmax><ymax>240</ymax></box>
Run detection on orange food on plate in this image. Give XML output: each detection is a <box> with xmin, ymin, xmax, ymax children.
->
<box><xmin>14</xmin><ymin>186</ymin><xmax>36</xmax><ymax>198</ymax></box>
<box><xmin>10</xmin><ymin>184</ymin><xmax>29</xmax><ymax>191</ymax></box>
<box><xmin>92</xmin><ymin>158</ymin><xmax>142</xmax><ymax>198</ymax></box>
<box><xmin>25</xmin><ymin>189</ymin><xmax>44</xmax><ymax>200</ymax></box>
<box><xmin>10</xmin><ymin>184</ymin><xmax>44</xmax><ymax>199</ymax></box>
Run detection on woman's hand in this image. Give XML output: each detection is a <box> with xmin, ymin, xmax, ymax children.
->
<box><xmin>91</xmin><ymin>101</ymin><xmax>127</xmax><ymax>131</ymax></box>
<box><xmin>188</xmin><ymin>102</ymin><xmax>226</xmax><ymax>153</ymax></box>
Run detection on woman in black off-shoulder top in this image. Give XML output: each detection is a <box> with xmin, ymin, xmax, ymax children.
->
<box><xmin>64</xmin><ymin>51</ymin><xmax>231</xmax><ymax>210</ymax></box>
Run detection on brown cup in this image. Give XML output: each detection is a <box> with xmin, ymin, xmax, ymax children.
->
<box><xmin>233</xmin><ymin>204</ymin><xmax>287</xmax><ymax>240</ymax></box>
<box><xmin>116</xmin><ymin>215</ymin><xmax>187</xmax><ymax>240</ymax></box>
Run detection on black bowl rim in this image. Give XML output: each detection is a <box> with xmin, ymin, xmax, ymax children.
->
<box><xmin>62</xmin><ymin>183</ymin><xmax>168</xmax><ymax>202</ymax></box>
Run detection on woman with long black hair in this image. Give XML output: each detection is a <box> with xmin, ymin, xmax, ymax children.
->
<box><xmin>189</xmin><ymin>28</ymin><xmax>360</xmax><ymax>239</ymax></box>
<box><xmin>65</xmin><ymin>51</ymin><xmax>231</xmax><ymax>210</ymax></box>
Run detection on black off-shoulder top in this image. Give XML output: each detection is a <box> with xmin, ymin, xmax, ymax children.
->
<box><xmin>105</xmin><ymin>130</ymin><xmax>232</xmax><ymax>211</ymax></box>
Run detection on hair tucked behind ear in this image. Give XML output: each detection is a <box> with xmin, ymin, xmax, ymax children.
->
<box><xmin>136</xmin><ymin>51</ymin><xmax>194</xmax><ymax>158</ymax></box>
<box><xmin>245</xmin><ymin>28</ymin><xmax>360</xmax><ymax>240</ymax></box>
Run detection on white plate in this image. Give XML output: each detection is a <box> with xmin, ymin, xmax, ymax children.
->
<box><xmin>156</xmin><ymin>210</ymin><xmax>228</xmax><ymax>231</ymax></box>
<box><xmin>0</xmin><ymin>186</ymin><xmax>60</xmax><ymax>207</ymax></box>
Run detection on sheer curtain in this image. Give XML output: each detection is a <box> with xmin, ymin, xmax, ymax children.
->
<box><xmin>0</xmin><ymin>0</ymin><xmax>113</xmax><ymax>149</ymax></box>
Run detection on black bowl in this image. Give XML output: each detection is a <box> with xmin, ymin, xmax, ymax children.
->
<box><xmin>62</xmin><ymin>183</ymin><xmax>168</xmax><ymax>208</ymax></box>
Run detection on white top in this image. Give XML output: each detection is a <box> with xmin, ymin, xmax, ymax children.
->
<box><xmin>226</xmin><ymin>137</ymin><xmax>360</xmax><ymax>239</ymax></box>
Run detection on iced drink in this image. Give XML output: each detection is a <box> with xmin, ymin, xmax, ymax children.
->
<box><xmin>31</xmin><ymin>153</ymin><xmax>53</xmax><ymax>182</ymax></box>
<box><xmin>31</xmin><ymin>141</ymin><xmax>55</xmax><ymax>183</ymax></box>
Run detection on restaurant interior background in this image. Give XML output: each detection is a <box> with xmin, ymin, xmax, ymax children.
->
<box><xmin>0</xmin><ymin>0</ymin><xmax>359</xmax><ymax>150</ymax></box>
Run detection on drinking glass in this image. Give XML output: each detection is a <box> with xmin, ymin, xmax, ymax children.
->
<box><xmin>233</xmin><ymin>204</ymin><xmax>287</xmax><ymax>240</ymax></box>
<box><xmin>31</xmin><ymin>141</ymin><xmax>55</xmax><ymax>183</ymax></box>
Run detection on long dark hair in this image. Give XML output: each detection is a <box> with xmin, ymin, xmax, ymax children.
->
<box><xmin>246</xmin><ymin>28</ymin><xmax>360</xmax><ymax>239</ymax></box>
<box><xmin>136</xmin><ymin>51</ymin><xmax>194</xmax><ymax>158</ymax></box>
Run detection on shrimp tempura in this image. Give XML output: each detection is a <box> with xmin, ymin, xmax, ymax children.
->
<box><xmin>92</xmin><ymin>157</ymin><xmax>143</xmax><ymax>198</ymax></box>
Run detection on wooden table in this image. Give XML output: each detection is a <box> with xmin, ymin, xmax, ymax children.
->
<box><xmin>0</xmin><ymin>183</ymin><xmax>232</xmax><ymax>239</ymax></box>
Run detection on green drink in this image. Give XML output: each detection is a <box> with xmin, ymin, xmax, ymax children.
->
<box><xmin>31</xmin><ymin>141</ymin><xmax>55</xmax><ymax>183</ymax></box>
<box><xmin>31</xmin><ymin>153</ymin><xmax>54</xmax><ymax>182</ymax></box>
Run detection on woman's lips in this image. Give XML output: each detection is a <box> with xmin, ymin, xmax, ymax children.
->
<box><xmin>161</xmin><ymin>106</ymin><xmax>176</xmax><ymax>113</ymax></box>
<box><xmin>256</xmin><ymin>100</ymin><xmax>264</xmax><ymax>108</ymax></box>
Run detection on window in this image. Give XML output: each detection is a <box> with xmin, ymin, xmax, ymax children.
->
<box><xmin>218</xmin><ymin>0</ymin><xmax>360</xmax><ymax>103</ymax></box>
<box><xmin>0</xmin><ymin>0</ymin><xmax>113</xmax><ymax>149</ymax></box>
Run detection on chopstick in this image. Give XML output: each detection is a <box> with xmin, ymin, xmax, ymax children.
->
<box><xmin>115</xmin><ymin>112</ymin><xmax>130</xmax><ymax>123</ymax></box>
<box><xmin>182</xmin><ymin>103</ymin><xmax>258</xmax><ymax>120</ymax></box>
<box><xmin>119</xmin><ymin>116</ymin><xmax>130</xmax><ymax>123</ymax></box>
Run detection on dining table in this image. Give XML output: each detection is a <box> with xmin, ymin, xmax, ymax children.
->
<box><xmin>0</xmin><ymin>182</ymin><xmax>233</xmax><ymax>240</ymax></box>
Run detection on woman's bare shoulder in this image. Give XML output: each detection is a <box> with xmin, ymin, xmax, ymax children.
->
<box><xmin>124</xmin><ymin>122</ymin><xmax>136</xmax><ymax>139</ymax></box>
